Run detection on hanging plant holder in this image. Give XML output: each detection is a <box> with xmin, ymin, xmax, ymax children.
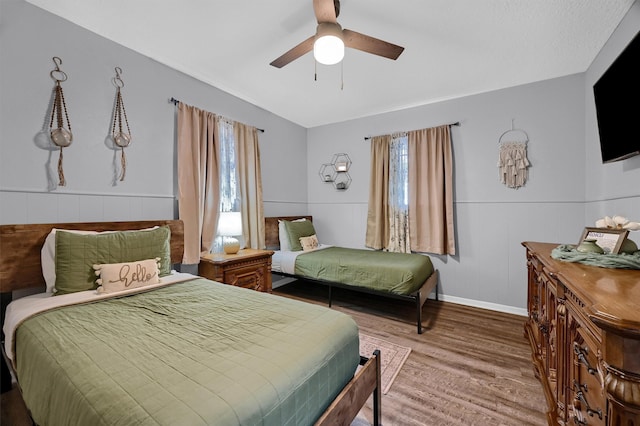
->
<box><xmin>48</xmin><ymin>56</ymin><xmax>73</xmax><ymax>186</ymax></box>
<box><xmin>111</xmin><ymin>67</ymin><xmax>132</xmax><ymax>181</ymax></box>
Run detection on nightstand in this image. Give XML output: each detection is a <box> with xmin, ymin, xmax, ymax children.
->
<box><xmin>199</xmin><ymin>249</ymin><xmax>274</xmax><ymax>292</ymax></box>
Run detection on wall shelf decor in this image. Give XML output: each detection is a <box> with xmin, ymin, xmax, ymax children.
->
<box><xmin>333</xmin><ymin>171</ymin><xmax>352</xmax><ymax>190</ymax></box>
<box><xmin>318</xmin><ymin>163</ymin><xmax>336</xmax><ymax>182</ymax></box>
<box><xmin>319</xmin><ymin>153</ymin><xmax>352</xmax><ymax>190</ymax></box>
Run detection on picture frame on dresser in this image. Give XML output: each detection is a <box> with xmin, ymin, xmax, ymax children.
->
<box><xmin>578</xmin><ymin>227</ymin><xmax>628</xmax><ymax>254</ymax></box>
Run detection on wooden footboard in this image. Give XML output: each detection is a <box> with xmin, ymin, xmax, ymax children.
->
<box><xmin>414</xmin><ymin>269</ymin><xmax>439</xmax><ymax>334</ymax></box>
<box><xmin>315</xmin><ymin>350</ymin><xmax>382</xmax><ymax>426</ymax></box>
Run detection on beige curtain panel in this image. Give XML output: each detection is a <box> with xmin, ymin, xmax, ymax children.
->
<box><xmin>408</xmin><ymin>125</ymin><xmax>456</xmax><ymax>255</ymax></box>
<box><xmin>177</xmin><ymin>103</ymin><xmax>220</xmax><ymax>264</ymax></box>
<box><xmin>365</xmin><ymin>135</ymin><xmax>391</xmax><ymax>250</ymax></box>
<box><xmin>234</xmin><ymin>121</ymin><xmax>265</xmax><ymax>250</ymax></box>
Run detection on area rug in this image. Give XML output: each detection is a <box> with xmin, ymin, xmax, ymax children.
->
<box><xmin>359</xmin><ymin>333</ymin><xmax>411</xmax><ymax>394</ymax></box>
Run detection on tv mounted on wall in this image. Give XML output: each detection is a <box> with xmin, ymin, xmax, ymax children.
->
<box><xmin>593</xmin><ymin>30</ymin><xmax>640</xmax><ymax>163</ymax></box>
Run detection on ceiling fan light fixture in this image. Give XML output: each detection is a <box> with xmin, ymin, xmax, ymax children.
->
<box><xmin>314</xmin><ymin>22</ymin><xmax>344</xmax><ymax>65</ymax></box>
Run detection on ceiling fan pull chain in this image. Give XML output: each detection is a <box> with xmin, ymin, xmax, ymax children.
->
<box><xmin>341</xmin><ymin>60</ymin><xmax>344</xmax><ymax>90</ymax></box>
<box><xmin>314</xmin><ymin>59</ymin><xmax>318</xmax><ymax>81</ymax></box>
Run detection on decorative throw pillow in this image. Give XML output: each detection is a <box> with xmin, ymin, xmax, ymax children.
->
<box><xmin>278</xmin><ymin>218</ymin><xmax>307</xmax><ymax>251</ymax></box>
<box><xmin>299</xmin><ymin>234</ymin><xmax>319</xmax><ymax>251</ymax></box>
<box><xmin>54</xmin><ymin>226</ymin><xmax>171</xmax><ymax>295</ymax></box>
<box><xmin>42</xmin><ymin>229</ymin><xmax>98</xmax><ymax>293</ymax></box>
<box><xmin>283</xmin><ymin>219</ymin><xmax>317</xmax><ymax>251</ymax></box>
<box><xmin>94</xmin><ymin>258</ymin><xmax>161</xmax><ymax>294</ymax></box>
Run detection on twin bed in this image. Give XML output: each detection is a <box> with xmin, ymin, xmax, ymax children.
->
<box><xmin>265</xmin><ymin>216</ymin><xmax>439</xmax><ymax>334</ymax></box>
<box><xmin>0</xmin><ymin>220</ymin><xmax>381</xmax><ymax>426</ymax></box>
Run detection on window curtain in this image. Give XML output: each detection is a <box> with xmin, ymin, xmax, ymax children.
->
<box><xmin>234</xmin><ymin>121</ymin><xmax>265</xmax><ymax>250</ymax></box>
<box><xmin>408</xmin><ymin>125</ymin><xmax>456</xmax><ymax>255</ymax></box>
<box><xmin>177</xmin><ymin>103</ymin><xmax>220</xmax><ymax>264</ymax></box>
<box><xmin>365</xmin><ymin>135</ymin><xmax>391</xmax><ymax>250</ymax></box>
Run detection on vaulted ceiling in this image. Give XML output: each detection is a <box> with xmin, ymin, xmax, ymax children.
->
<box><xmin>25</xmin><ymin>0</ymin><xmax>635</xmax><ymax>128</ymax></box>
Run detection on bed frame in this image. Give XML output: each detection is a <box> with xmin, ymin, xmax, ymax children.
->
<box><xmin>0</xmin><ymin>220</ymin><xmax>381</xmax><ymax>426</ymax></box>
<box><xmin>266</xmin><ymin>216</ymin><xmax>439</xmax><ymax>334</ymax></box>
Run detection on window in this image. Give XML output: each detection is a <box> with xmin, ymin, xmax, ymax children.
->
<box><xmin>212</xmin><ymin>119</ymin><xmax>240</xmax><ymax>252</ymax></box>
<box><xmin>388</xmin><ymin>134</ymin><xmax>410</xmax><ymax>252</ymax></box>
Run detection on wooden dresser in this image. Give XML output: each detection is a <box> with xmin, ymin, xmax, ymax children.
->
<box><xmin>199</xmin><ymin>249</ymin><xmax>274</xmax><ymax>293</ymax></box>
<box><xmin>523</xmin><ymin>242</ymin><xmax>640</xmax><ymax>426</ymax></box>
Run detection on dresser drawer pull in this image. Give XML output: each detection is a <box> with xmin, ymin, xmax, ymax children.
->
<box><xmin>573</xmin><ymin>343</ymin><xmax>596</xmax><ymax>375</ymax></box>
<box><xmin>574</xmin><ymin>382</ymin><xmax>603</xmax><ymax>420</ymax></box>
<box><xmin>572</xmin><ymin>415</ymin><xmax>588</xmax><ymax>426</ymax></box>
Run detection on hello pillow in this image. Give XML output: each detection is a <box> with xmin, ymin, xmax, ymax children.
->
<box><xmin>94</xmin><ymin>258</ymin><xmax>161</xmax><ymax>294</ymax></box>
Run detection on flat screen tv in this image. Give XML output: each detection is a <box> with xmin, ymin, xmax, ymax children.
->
<box><xmin>593</xmin><ymin>30</ymin><xmax>640</xmax><ymax>163</ymax></box>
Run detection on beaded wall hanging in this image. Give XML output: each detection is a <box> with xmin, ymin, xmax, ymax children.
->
<box><xmin>111</xmin><ymin>67</ymin><xmax>131</xmax><ymax>181</ymax></box>
<box><xmin>48</xmin><ymin>57</ymin><xmax>73</xmax><ymax>186</ymax></box>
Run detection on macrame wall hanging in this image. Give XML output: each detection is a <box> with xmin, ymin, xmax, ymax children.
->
<box><xmin>48</xmin><ymin>57</ymin><xmax>73</xmax><ymax>186</ymax></box>
<box><xmin>497</xmin><ymin>121</ymin><xmax>531</xmax><ymax>189</ymax></box>
<box><xmin>111</xmin><ymin>67</ymin><xmax>131</xmax><ymax>181</ymax></box>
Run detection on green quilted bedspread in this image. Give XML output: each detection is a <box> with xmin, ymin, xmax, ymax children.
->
<box><xmin>294</xmin><ymin>247</ymin><xmax>434</xmax><ymax>295</ymax></box>
<box><xmin>15</xmin><ymin>278</ymin><xmax>359</xmax><ymax>426</ymax></box>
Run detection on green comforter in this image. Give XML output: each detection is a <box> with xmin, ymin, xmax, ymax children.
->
<box><xmin>15</xmin><ymin>278</ymin><xmax>359</xmax><ymax>426</ymax></box>
<box><xmin>294</xmin><ymin>247</ymin><xmax>434</xmax><ymax>295</ymax></box>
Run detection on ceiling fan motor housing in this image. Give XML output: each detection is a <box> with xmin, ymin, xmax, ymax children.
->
<box><xmin>314</xmin><ymin>22</ymin><xmax>344</xmax><ymax>65</ymax></box>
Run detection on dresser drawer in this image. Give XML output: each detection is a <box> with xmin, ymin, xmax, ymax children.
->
<box><xmin>222</xmin><ymin>263</ymin><xmax>268</xmax><ymax>291</ymax></box>
<box><xmin>199</xmin><ymin>249</ymin><xmax>274</xmax><ymax>293</ymax></box>
<box><xmin>570</xmin><ymin>333</ymin><xmax>606</xmax><ymax>426</ymax></box>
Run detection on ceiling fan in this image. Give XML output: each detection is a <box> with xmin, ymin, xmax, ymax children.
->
<box><xmin>270</xmin><ymin>0</ymin><xmax>404</xmax><ymax>68</ymax></box>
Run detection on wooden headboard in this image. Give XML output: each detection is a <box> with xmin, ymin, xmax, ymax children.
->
<box><xmin>0</xmin><ymin>220</ymin><xmax>184</xmax><ymax>294</ymax></box>
<box><xmin>265</xmin><ymin>216</ymin><xmax>312</xmax><ymax>250</ymax></box>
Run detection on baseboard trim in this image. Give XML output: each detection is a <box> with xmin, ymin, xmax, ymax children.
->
<box><xmin>434</xmin><ymin>294</ymin><xmax>528</xmax><ymax>317</ymax></box>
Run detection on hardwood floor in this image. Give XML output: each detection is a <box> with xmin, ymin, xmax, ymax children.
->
<box><xmin>274</xmin><ymin>280</ymin><xmax>548</xmax><ymax>426</ymax></box>
<box><xmin>1</xmin><ymin>280</ymin><xmax>547</xmax><ymax>426</ymax></box>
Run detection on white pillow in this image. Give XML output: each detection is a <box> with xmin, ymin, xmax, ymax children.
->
<box><xmin>41</xmin><ymin>226</ymin><xmax>159</xmax><ymax>294</ymax></box>
<box><xmin>94</xmin><ymin>258</ymin><xmax>161</xmax><ymax>294</ymax></box>
<box><xmin>278</xmin><ymin>218</ymin><xmax>306</xmax><ymax>251</ymax></box>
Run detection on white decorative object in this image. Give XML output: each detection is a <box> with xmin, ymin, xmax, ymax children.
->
<box><xmin>217</xmin><ymin>212</ymin><xmax>242</xmax><ymax>254</ymax></box>
<box><xmin>497</xmin><ymin>122</ymin><xmax>530</xmax><ymax>189</ymax></box>
<box><xmin>595</xmin><ymin>215</ymin><xmax>640</xmax><ymax>231</ymax></box>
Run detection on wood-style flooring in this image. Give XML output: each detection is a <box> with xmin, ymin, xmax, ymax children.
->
<box><xmin>1</xmin><ymin>280</ymin><xmax>547</xmax><ymax>426</ymax></box>
<box><xmin>274</xmin><ymin>280</ymin><xmax>548</xmax><ymax>426</ymax></box>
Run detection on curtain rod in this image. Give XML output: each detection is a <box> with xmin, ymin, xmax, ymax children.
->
<box><xmin>363</xmin><ymin>121</ymin><xmax>460</xmax><ymax>140</ymax></box>
<box><xmin>170</xmin><ymin>97</ymin><xmax>265</xmax><ymax>133</ymax></box>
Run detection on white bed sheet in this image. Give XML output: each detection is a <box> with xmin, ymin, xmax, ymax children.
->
<box><xmin>271</xmin><ymin>244</ymin><xmax>332</xmax><ymax>274</ymax></box>
<box><xmin>3</xmin><ymin>271</ymin><xmax>197</xmax><ymax>364</ymax></box>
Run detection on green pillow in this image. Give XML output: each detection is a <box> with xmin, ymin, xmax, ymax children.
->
<box><xmin>283</xmin><ymin>220</ymin><xmax>317</xmax><ymax>251</ymax></box>
<box><xmin>54</xmin><ymin>226</ymin><xmax>171</xmax><ymax>295</ymax></box>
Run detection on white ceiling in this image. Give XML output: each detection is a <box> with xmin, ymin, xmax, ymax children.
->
<box><xmin>26</xmin><ymin>0</ymin><xmax>635</xmax><ymax>128</ymax></box>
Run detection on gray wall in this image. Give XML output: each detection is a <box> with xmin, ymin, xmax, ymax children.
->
<box><xmin>1</xmin><ymin>0</ymin><xmax>638</xmax><ymax>314</ymax></box>
<box><xmin>307</xmin><ymin>75</ymin><xmax>587</xmax><ymax>314</ymax></box>
<box><xmin>0</xmin><ymin>0</ymin><xmax>308</xmax><ymax>225</ymax></box>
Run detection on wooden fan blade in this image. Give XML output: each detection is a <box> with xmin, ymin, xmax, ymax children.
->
<box><xmin>313</xmin><ymin>0</ymin><xmax>338</xmax><ymax>23</ymax></box>
<box><xmin>343</xmin><ymin>29</ymin><xmax>404</xmax><ymax>60</ymax></box>
<box><xmin>269</xmin><ymin>35</ymin><xmax>315</xmax><ymax>68</ymax></box>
